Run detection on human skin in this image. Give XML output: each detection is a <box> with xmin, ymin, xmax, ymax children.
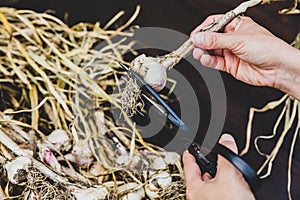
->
<box><xmin>191</xmin><ymin>15</ymin><xmax>300</xmax><ymax>101</ymax></box>
<box><xmin>183</xmin><ymin>134</ymin><xmax>255</xmax><ymax>200</ymax></box>
<box><xmin>183</xmin><ymin>15</ymin><xmax>300</xmax><ymax>200</ymax></box>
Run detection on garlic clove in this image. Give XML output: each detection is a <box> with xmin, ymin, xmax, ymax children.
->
<box><xmin>71</xmin><ymin>186</ymin><xmax>109</xmax><ymax>200</ymax></box>
<box><xmin>46</xmin><ymin>129</ymin><xmax>71</xmax><ymax>152</ymax></box>
<box><xmin>131</xmin><ymin>54</ymin><xmax>167</xmax><ymax>91</ymax></box>
<box><xmin>4</xmin><ymin>156</ymin><xmax>31</xmax><ymax>185</ymax></box>
<box><xmin>118</xmin><ymin>182</ymin><xmax>145</xmax><ymax>200</ymax></box>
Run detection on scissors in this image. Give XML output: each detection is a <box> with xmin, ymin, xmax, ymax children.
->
<box><xmin>118</xmin><ymin>62</ymin><xmax>262</xmax><ymax>193</ymax></box>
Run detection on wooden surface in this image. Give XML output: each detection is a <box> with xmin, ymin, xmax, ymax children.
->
<box><xmin>1</xmin><ymin>0</ymin><xmax>300</xmax><ymax>199</ymax></box>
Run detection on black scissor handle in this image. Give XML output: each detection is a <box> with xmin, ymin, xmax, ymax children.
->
<box><xmin>188</xmin><ymin>142</ymin><xmax>262</xmax><ymax>193</ymax></box>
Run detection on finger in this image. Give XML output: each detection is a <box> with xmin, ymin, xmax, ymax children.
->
<box><xmin>225</xmin><ymin>16</ymin><xmax>256</xmax><ymax>33</ymax></box>
<box><xmin>193</xmin><ymin>48</ymin><xmax>207</xmax><ymax>60</ymax></box>
<box><xmin>193</xmin><ymin>47</ymin><xmax>224</xmax><ymax>60</ymax></box>
<box><xmin>182</xmin><ymin>151</ymin><xmax>204</xmax><ymax>186</ymax></box>
<box><xmin>223</xmin><ymin>16</ymin><xmax>242</xmax><ymax>32</ymax></box>
<box><xmin>199</xmin><ymin>54</ymin><xmax>226</xmax><ymax>72</ymax></box>
<box><xmin>202</xmin><ymin>172</ymin><xmax>212</xmax><ymax>182</ymax></box>
<box><xmin>191</xmin><ymin>14</ymin><xmax>224</xmax><ymax>36</ymax></box>
<box><xmin>216</xmin><ymin>134</ymin><xmax>241</xmax><ymax>178</ymax></box>
<box><xmin>192</xmin><ymin>31</ymin><xmax>237</xmax><ymax>50</ymax></box>
<box><xmin>212</xmin><ymin>49</ymin><xmax>223</xmax><ymax>56</ymax></box>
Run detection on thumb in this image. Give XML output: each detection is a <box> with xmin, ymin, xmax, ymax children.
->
<box><xmin>216</xmin><ymin>134</ymin><xmax>240</xmax><ymax>177</ymax></box>
<box><xmin>182</xmin><ymin>151</ymin><xmax>203</xmax><ymax>187</ymax></box>
<box><xmin>192</xmin><ymin>32</ymin><xmax>236</xmax><ymax>50</ymax></box>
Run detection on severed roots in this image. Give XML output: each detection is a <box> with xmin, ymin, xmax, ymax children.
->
<box><xmin>25</xmin><ymin>167</ymin><xmax>74</xmax><ymax>200</ymax></box>
<box><xmin>119</xmin><ymin>77</ymin><xmax>144</xmax><ymax>117</ymax></box>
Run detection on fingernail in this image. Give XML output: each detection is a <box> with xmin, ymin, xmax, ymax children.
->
<box><xmin>193</xmin><ymin>33</ymin><xmax>204</xmax><ymax>45</ymax></box>
<box><xmin>219</xmin><ymin>134</ymin><xmax>234</xmax><ymax>143</ymax></box>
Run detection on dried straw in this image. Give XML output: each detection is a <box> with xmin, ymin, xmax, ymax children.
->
<box><xmin>0</xmin><ymin>6</ymin><xmax>185</xmax><ymax>199</ymax></box>
<box><xmin>241</xmin><ymin>33</ymin><xmax>300</xmax><ymax>200</ymax></box>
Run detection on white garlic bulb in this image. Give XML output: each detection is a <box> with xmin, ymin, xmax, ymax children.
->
<box><xmin>4</xmin><ymin>156</ymin><xmax>31</xmax><ymax>185</ymax></box>
<box><xmin>118</xmin><ymin>182</ymin><xmax>145</xmax><ymax>200</ymax></box>
<box><xmin>46</xmin><ymin>129</ymin><xmax>71</xmax><ymax>152</ymax></box>
<box><xmin>72</xmin><ymin>186</ymin><xmax>109</xmax><ymax>200</ymax></box>
<box><xmin>65</xmin><ymin>140</ymin><xmax>93</xmax><ymax>168</ymax></box>
<box><xmin>131</xmin><ymin>54</ymin><xmax>167</xmax><ymax>91</ymax></box>
<box><xmin>145</xmin><ymin>171</ymin><xmax>172</xmax><ymax>199</ymax></box>
<box><xmin>161</xmin><ymin>151</ymin><xmax>181</xmax><ymax>165</ymax></box>
<box><xmin>147</xmin><ymin>154</ymin><xmax>167</xmax><ymax>170</ymax></box>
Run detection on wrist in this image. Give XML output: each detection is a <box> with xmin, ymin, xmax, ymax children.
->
<box><xmin>275</xmin><ymin>47</ymin><xmax>300</xmax><ymax>100</ymax></box>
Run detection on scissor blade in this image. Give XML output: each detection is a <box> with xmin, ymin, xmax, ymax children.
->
<box><xmin>118</xmin><ymin>62</ymin><xmax>186</xmax><ymax>128</ymax></box>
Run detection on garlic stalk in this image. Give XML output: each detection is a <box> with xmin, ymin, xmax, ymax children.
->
<box><xmin>130</xmin><ymin>0</ymin><xmax>269</xmax><ymax>91</ymax></box>
<box><xmin>279</xmin><ymin>0</ymin><xmax>300</xmax><ymax>14</ymax></box>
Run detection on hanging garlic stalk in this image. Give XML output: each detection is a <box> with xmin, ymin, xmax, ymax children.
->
<box><xmin>130</xmin><ymin>0</ymin><xmax>275</xmax><ymax>91</ymax></box>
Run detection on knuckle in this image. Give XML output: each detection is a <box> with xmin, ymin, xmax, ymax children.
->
<box><xmin>205</xmin><ymin>33</ymin><xmax>218</xmax><ymax>49</ymax></box>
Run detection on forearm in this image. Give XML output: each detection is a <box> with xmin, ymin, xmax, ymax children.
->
<box><xmin>276</xmin><ymin>47</ymin><xmax>300</xmax><ymax>101</ymax></box>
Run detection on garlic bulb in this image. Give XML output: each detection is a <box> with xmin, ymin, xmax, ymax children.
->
<box><xmin>145</xmin><ymin>171</ymin><xmax>172</xmax><ymax>199</ymax></box>
<box><xmin>161</xmin><ymin>151</ymin><xmax>181</xmax><ymax>165</ymax></box>
<box><xmin>147</xmin><ymin>154</ymin><xmax>167</xmax><ymax>170</ymax></box>
<box><xmin>89</xmin><ymin>162</ymin><xmax>106</xmax><ymax>177</ymax></box>
<box><xmin>118</xmin><ymin>182</ymin><xmax>145</xmax><ymax>200</ymax></box>
<box><xmin>4</xmin><ymin>156</ymin><xmax>31</xmax><ymax>185</ymax></box>
<box><xmin>65</xmin><ymin>140</ymin><xmax>93</xmax><ymax>168</ymax></box>
<box><xmin>71</xmin><ymin>186</ymin><xmax>109</xmax><ymax>200</ymax></box>
<box><xmin>116</xmin><ymin>154</ymin><xmax>148</xmax><ymax>169</ymax></box>
<box><xmin>46</xmin><ymin>129</ymin><xmax>71</xmax><ymax>152</ymax></box>
<box><xmin>40</xmin><ymin>146</ymin><xmax>62</xmax><ymax>172</ymax></box>
<box><xmin>131</xmin><ymin>54</ymin><xmax>167</xmax><ymax>91</ymax></box>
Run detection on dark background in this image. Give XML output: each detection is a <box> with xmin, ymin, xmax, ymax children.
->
<box><xmin>1</xmin><ymin>0</ymin><xmax>299</xmax><ymax>199</ymax></box>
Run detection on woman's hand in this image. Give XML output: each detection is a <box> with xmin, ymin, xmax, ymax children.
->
<box><xmin>183</xmin><ymin>134</ymin><xmax>255</xmax><ymax>200</ymax></box>
<box><xmin>191</xmin><ymin>15</ymin><xmax>300</xmax><ymax>100</ymax></box>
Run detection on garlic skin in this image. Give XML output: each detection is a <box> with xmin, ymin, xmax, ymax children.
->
<box><xmin>118</xmin><ymin>182</ymin><xmax>145</xmax><ymax>200</ymax></box>
<box><xmin>72</xmin><ymin>186</ymin><xmax>109</xmax><ymax>200</ymax></box>
<box><xmin>131</xmin><ymin>54</ymin><xmax>167</xmax><ymax>91</ymax></box>
<box><xmin>4</xmin><ymin>156</ymin><xmax>31</xmax><ymax>185</ymax></box>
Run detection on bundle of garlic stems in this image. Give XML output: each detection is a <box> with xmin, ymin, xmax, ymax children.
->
<box><xmin>0</xmin><ymin>0</ymin><xmax>298</xmax><ymax>199</ymax></box>
<box><xmin>240</xmin><ymin>33</ymin><xmax>300</xmax><ymax>200</ymax></box>
<box><xmin>0</xmin><ymin>7</ymin><xmax>185</xmax><ymax>200</ymax></box>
